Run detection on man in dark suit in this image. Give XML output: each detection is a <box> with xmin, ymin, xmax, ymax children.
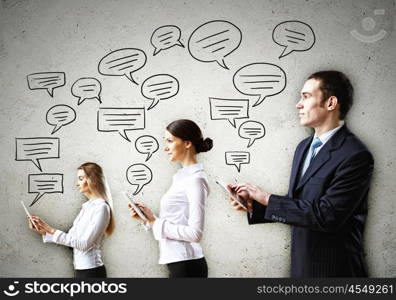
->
<box><xmin>229</xmin><ymin>71</ymin><xmax>374</xmax><ymax>277</ymax></box>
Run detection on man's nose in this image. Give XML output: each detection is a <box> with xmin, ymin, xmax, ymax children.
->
<box><xmin>296</xmin><ymin>100</ymin><xmax>303</xmax><ymax>109</ymax></box>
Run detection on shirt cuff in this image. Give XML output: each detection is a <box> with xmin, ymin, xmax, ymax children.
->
<box><xmin>152</xmin><ymin>218</ymin><xmax>165</xmax><ymax>241</ymax></box>
<box><xmin>42</xmin><ymin>232</ymin><xmax>54</xmax><ymax>243</ymax></box>
<box><xmin>43</xmin><ymin>230</ymin><xmax>62</xmax><ymax>243</ymax></box>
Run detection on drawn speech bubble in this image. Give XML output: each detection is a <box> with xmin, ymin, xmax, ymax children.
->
<box><xmin>71</xmin><ymin>77</ymin><xmax>102</xmax><ymax>105</ymax></box>
<box><xmin>151</xmin><ymin>25</ymin><xmax>184</xmax><ymax>56</ymax></box>
<box><xmin>233</xmin><ymin>63</ymin><xmax>286</xmax><ymax>107</ymax></box>
<box><xmin>97</xmin><ymin>107</ymin><xmax>145</xmax><ymax>142</ymax></box>
<box><xmin>15</xmin><ymin>137</ymin><xmax>60</xmax><ymax>171</ymax></box>
<box><xmin>126</xmin><ymin>163</ymin><xmax>153</xmax><ymax>195</ymax></box>
<box><xmin>272</xmin><ymin>20</ymin><xmax>315</xmax><ymax>58</ymax></box>
<box><xmin>28</xmin><ymin>173</ymin><xmax>63</xmax><ymax>206</ymax></box>
<box><xmin>98</xmin><ymin>48</ymin><xmax>147</xmax><ymax>85</ymax></box>
<box><xmin>188</xmin><ymin>20</ymin><xmax>242</xmax><ymax>69</ymax></box>
<box><xmin>225</xmin><ymin>151</ymin><xmax>250</xmax><ymax>173</ymax></box>
<box><xmin>209</xmin><ymin>97</ymin><xmax>249</xmax><ymax>128</ymax></box>
<box><xmin>46</xmin><ymin>105</ymin><xmax>76</xmax><ymax>134</ymax></box>
<box><xmin>141</xmin><ymin>74</ymin><xmax>179</xmax><ymax>110</ymax></box>
<box><xmin>135</xmin><ymin>135</ymin><xmax>159</xmax><ymax>162</ymax></box>
<box><xmin>27</xmin><ymin>72</ymin><xmax>66</xmax><ymax>97</ymax></box>
<box><xmin>238</xmin><ymin>121</ymin><xmax>265</xmax><ymax>148</ymax></box>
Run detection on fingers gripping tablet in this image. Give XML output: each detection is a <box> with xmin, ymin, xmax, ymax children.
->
<box><xmin>123</xmin><ymin>191</ymin><xmax>148</xmax><ymax>221</ymax></box>
<box><xmin>215</xmin><ymin>180</ymin><xmax>247</xmax><ymax>210</ymax></box>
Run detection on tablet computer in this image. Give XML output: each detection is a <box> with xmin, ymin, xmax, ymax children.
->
<box><xmin>123</xmin><ymin>191</ymin><xmax>148</xmax><ymax>221</ymax></box>
<box><xmin>215</xmin><ymin>180</ymin><xmax>247</xmax><ymax>210</ymax></box>
<box><xmin>21</xmin><ymin>200</ymin><xmax>38</xmax><ymax>230</ymax></box>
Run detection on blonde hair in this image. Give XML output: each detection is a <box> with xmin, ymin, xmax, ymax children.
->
<box><xmin>78</xmin><ymin>162</ymin><xmax>115</xmax><ymax>236</ymax></box>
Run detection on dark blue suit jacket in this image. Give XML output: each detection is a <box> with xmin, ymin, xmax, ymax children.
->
<box><xmin>248</xmin><ymin>125</ymin><xmax>374</xmax><ymax>277</ymax></box>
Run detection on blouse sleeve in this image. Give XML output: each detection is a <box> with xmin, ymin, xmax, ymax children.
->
<box><xmin>43</xmin><ymin>203</ymin><xmax>110</xmax><ymax>251</ymax></box>
<box><xmin>152</xmin><ymin>178</ymin><xmax>208</xmax><ymax>242</ymax></box>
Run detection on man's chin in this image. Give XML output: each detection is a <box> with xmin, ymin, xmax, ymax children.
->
<box><xmin>300</xmin><ymin>120</ymin><xmax>309</xmax><ymax>127</ymax></box>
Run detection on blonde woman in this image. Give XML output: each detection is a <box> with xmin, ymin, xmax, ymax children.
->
<box><xmin>28</xmin><ymin>162</ymin><xmax>115</xmax><ymax>278</ymax></box>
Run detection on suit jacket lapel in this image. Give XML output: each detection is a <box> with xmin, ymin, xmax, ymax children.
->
<box><xmin>294</xmin><ymin>124</ymin><xmax>350</xmax><ymax>191</ymax></box>
<box><xmin>296</xmin><ymin>150</ymin><xmax>331</xmax><ymax>190</ymax></box>
<box><xmin>289</xmin><ymin>137</ymin><xmax>312</xmax><ymax>196</ymax></box>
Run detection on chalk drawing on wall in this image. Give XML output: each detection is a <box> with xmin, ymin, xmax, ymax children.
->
<box><xmin>209</xmin><ymin>97</ymin><xmax>249</xmax><ymax>128</ymax></box>
<box><xmin>97</xmin><ymin>107</ymin><xmax>145</xmax><ymax>142</ymax></box>
<box><xmin>188</xmin><ymin>20</ymin><xmax>242</xmax><ymax>70</ymax></box>
<box><xmin>15</xmin><ymin>137</ymin><xmax>60</xmax><ymax>172</ymax></box>
<box><xmin>126</xmin><ymin>163</ymin><xmax>153</xmax><ymax>195</ymax></box>
<box><xmin>98</xmin><ymin>48</ymin><xmax>147</xmax><ymax>85</ymax></box>
<box><xmin>151</xmin><ymin>25</ymin><xmax>185</xmax><ymax>56</ymax></box>
<box><xmin>225</xmin><ymin>151</ymin><xmax>250</xmax><ymax>173</ymax></box>
<box><xmin>238</xmin><ymin>120</ymin><xmax>265</xmax><ymax>148</ymax></box>
<box><xmin>27</xmin><ymin>72</ymin><xmax>66</xmax><ymax>97</ymax></box>
<box><xmin>71</xmin><ymin>77</ymin><xmax>102</xmax><ymax>105</ymax></box>
<box><xmin>46</xmin><ymin>105</ymin><xmax>76</xmax><ymax>134</ymax></box>
<box><xmin>141</xmin><ymin>74</ymin><xmax>179</xmax><ymax>110</ymax></box>
<box><xmin>272</xmin><ymin>20</ymin><xmax>315</xmax><ymax>59</ymax></box>
<box><xmin>233</xmin><ymin>63</ymin><xmax>286</xmax><ymax>107</ymax></box>
<box><xmin>28</xmin><ymin>173</ymin><xmax>64</xmax><ymax>207</ymax></box>
<box><xmin>135</xmin><ymin>135</ymin><xmax>159</xmax><ymax>162</ymax></box>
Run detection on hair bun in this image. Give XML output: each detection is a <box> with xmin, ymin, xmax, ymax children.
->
<box><xmin>198</xmin><ymin>137</ymin><xmax>213</xmax><ymax>153</ymax></box>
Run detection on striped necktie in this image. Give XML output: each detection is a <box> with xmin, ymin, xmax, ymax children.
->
<box><xmin>301</xmin><ymin>137</ymin><xmax>323</xmax><ymax>177</ymax></box>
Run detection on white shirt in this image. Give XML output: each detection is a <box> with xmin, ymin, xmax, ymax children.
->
<box><xmin>152</xmin><ymin>163</ymin><xmax>209</xmax><ymax>264</ymax></box>
<box><xmin>42</xmin><ymin>198</ymin><xmax>110</xmax><ymax>270</ymax></box>
<box><xmin>311</xmin><ymin>122</ymin><xmax>344</xmax><ymax>156</ymax></box>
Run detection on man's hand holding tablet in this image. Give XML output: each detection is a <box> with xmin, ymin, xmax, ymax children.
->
<box><xmin>215</xmin><ymin>180</ymin><xmax>251</xmax><ymax>212</ymax></box>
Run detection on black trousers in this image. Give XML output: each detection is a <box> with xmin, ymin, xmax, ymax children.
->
<box><xmin>74</xmin><ymin>265</ymin><xmax>107</xmax><ymax>278</ymax></box>
<box><xmin>167</xmin><ymin>257</ymin><xmax>208</xmax><ymax>278</ymax></box>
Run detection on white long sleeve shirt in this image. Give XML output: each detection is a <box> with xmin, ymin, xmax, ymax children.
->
<box><xmin>152</xmin><ymin>163</ymin><xmax>209</xmax><ymax>264</ymax></box>
<box><xmin>42</xmin><ymin>198</ymin><xmax>110</xmax><ymax>270</ymax></box>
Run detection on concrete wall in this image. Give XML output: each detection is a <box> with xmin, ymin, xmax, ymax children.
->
<box><xmin>0</xmin><ymin>0</ymin><xmax>395</xmax><ymax>277</ymax></box>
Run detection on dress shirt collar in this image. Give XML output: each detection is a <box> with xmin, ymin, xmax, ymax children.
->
<box><xmin>175</xmin><ymin>163</ymin><xmax>204</xmax><ymax>178</ymax></box>
<box><xmin>314</xmin><ymin>121</ymin><xmax>344</xmax><ymax>145</ymax></box>
<box><xmin>82</xmin><ymin>198</ymin><xmax>105</xmax><ymax>209</ymax></box>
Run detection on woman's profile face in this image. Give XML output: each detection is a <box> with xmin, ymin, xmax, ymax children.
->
<box><xmin>164</xmin><ymin>130</ymin><xmax>188</xmax><ymax>162</ymax></box>
<box><xmin>76</xmin><ymin>169</ymin><xmax>90</xmax><ymax>195</ymax></box>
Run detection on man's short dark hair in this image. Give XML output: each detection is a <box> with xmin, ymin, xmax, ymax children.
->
<box><xmin>307</xmin><ymin>70</ymin><xmax>353</xmax><ymax>120</ymax></box>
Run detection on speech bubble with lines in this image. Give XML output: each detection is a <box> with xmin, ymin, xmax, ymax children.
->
<box><xmin>188</xmin><ymin>20</ymin><xmax>242</xmax><ymax>69</ymax></box>
<box><xmin>71</xmin><ymin>77</ymin><xmax>102</xmax><ymax>105</ymax></box>
<box><xmin>233</xmin><ymin>63</ymin><xmax>286</xmax><ymax>107</ymax></box>
<box><xmin>98</xmin><ymin>48</ymin><xmax>147</xmax><ymax>85</ymax></box>
<box><xmin>46</xmin><ymin>105</ymin><xmax>76</xmax><ymax>134</ymax></box>
<box><xmin>238</xmin><ymin>120</ymin><xmax>265</xmax><ymax>148</ymax></box>
<box><xmin>135</xmin><ymin>135</ymin><xmax>159</xmax><ymax>162</ymax></box>
<box><xmin>151</xmin><ymin>25</ymin><xmax>184</xmax><ymax>56</ymax></box>
<box><xmin>28</xmin><ymin>173</ymin><xmax>63</xmax><ymax>207</ymax></box>
<box><xmin>97</xmin><ymin>107</ymin><xmax>145</xmax><ymax>142</ymax></box>
<box><xmin>15</xmin><ymin>137</ymin><xmax>60</xmax><ymax>171</ymax></box>
<box><xmin>225</xmin><ymin>151</ymin><xmax>250</xmax><ymax>173</ymax></box>
<box><xmin>141</xmin><ymin>74</ymin><xmax>179</xmax><ymax>110</ymax></box>
<box><xmin>27</xmin><ymin>72</ymin><xmax>66</xmax><ymax>97</ymax></box>
<box><xmin>272</xmin><ymin>20</ymin><xmax>315</xmax><ymax>58</ymax></box>
<box><xmin>126</xmin><ymin>163</ymin><xmax>153</xmax><ymax>195</ymax></box>
<box><xmin>209</xmin><ymin>97</ymin><xmax>249</xmax><ymax>128</ymax></box>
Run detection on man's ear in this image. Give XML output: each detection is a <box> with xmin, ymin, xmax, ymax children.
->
<box><xmin>327</xmin><ymin>96</ymin><xmax>338</xmax><ymax>111</ymax></box>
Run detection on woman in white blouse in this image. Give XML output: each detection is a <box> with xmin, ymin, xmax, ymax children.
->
<box><xmin>27</xmin><ymin>162</ymin><xmax>115</xmax><ymax>278</ymax></box>
<box><xmin>128</xmin><ymin>119</ymin><xmax>213</xmax><ymax>277</ymax></box>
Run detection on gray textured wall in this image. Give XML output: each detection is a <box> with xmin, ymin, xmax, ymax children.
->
<box><xmin>0</xmin><ymin>0</ymin><xmax>395</xmax><ymax>277</ymax></box>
